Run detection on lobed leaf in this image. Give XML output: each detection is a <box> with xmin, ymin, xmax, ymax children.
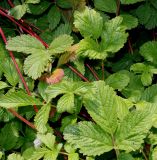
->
<box><xmin>74</xmin><ymin>7</ymin><xmax>103</xmax><ymax>39</ymax></box>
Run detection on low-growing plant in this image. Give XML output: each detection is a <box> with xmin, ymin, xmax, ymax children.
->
<box><xmin>1</xmin><ymin>0</ymin><xmax>157</xmax><ymax>159</ymax></box>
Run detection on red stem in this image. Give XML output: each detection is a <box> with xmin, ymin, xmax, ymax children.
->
<box><xmin>0</xmin><ymin>9</ymin><xmax>48</xmax><ymax>47</ymax></box>
<box><xmin>66</xmin><ymin>64</ymin><xmax>89</xmax><ymax>82</ymax></box>
<box><xmin>7</xmin><ymin>0</ymin><xmax>14</xmax><ymax>7</ymax></box>
<box><xmin>0</xmin><ymin>28</ymin><xmax>38</xmax><ymax>112</ymax></box>
<box><xmin>128</xmin><ymin>38</ymin><xmax>133</xmax><ymax>54</ymax></box>
<box><xmin>8</xmin><ymin>109</ymin><xmax>36</xmax><ymax>129</ymax></box>
<box><xmin>85</xmin><ymin>63</ymin><xmax>99</xmax><ymax>80</ymax></box>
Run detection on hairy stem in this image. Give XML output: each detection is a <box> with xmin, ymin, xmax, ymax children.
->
<box><xmin>0</xmin><ymin>27</ymin><xmax>38</xmax><ymax>112</ymax></box>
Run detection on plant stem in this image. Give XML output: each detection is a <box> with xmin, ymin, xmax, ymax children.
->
<box><xmin>111</xmin><ymin>134</ymin><xmax>119</xmax><ymax>159</ymax></box>
<box><xmin>0</xmin><ymin>27</ymin><xmax>38</xmax><ymax>113</ymax></box>
<box><xmin>128</xmin><ymin>37</ymin><xmax>133</xmax><ymax>54</ymax></box>
<box><xmin>85</xmin><ymin>63</ymin><xmax>99</xmax><ymax>80</ymax></box>
<box><xmin>101</xmin><ymin>61</ymin><xmax>104</xmax><ymax>80</ymax></box>
<box><xmin>116</xmin><ymin>0</ymin><xmax>120</xmax><ymax>16</ymax></box>
<box><xmin>141</xmin><ymin>149</ymin><xmax>148</xmax><ymax>160</ymax></box>
<box><xmin>8</xmin><ymin>109</ymin><xmax>36</xmax><ymax>129</ymax></box>
<box><xmin>7</xmin><ymin>0</ymin><xmax>14</xmax><ymax>7</ymax></box>
<box><xmin>0</xmin><ymin>9</ymin><xmax>48</xmax><ymax>47</ymax></box>
<box><xmin>66</xmin><ymin>64</ymin><xmax>90</xmax><ymax>82</ymax></box>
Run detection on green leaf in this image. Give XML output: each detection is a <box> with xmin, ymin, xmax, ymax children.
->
<box><xmin>105</xmin><ymin>72</ymin><xmax>130</xmax><ymax>90</ymax></box>
<box><xmin>0</xmin><ymin>91</ymin><xmax>42</xmax><ymax>108</ymax></box>
<box><xmin>94</xmin><ymin>0</ymin><xmax>116</xmax><ymax>13</ymax></box>
<box><xmin>7</xmin><ymin>153</ymin><xmax>24</xmax><ymax>160</ymax></box>
<box><xmin>57</xmin><ymin>93</ymin><xmax>74</xmax><ymax>113</ymax></box>
<box><xmin>140</xmin><ymin>41</ymin><xmax>157</xmax><ymax>64</ymax></box>
<box><xmin>116</xmin><ymin>104</ymin><xmax>157</xmax><ymax>151</ymax></box>
<box><xmin>120</xmin><ymin>14</ymin><xmax>138</xmax><ymax>30</ymax></box>
<box><xmin>68</xmin><ymin>153</ymin><xmax>79</xmax><ymax>160</ymax></box>
<box><xmin>0</xmin><ymin>81</ymin><xmax>9</xmax><ymax>90</ymax></box>
<box><xmin>26</xmin><ymin>1</ymin><xmax>51</xmax><ymax>15</ymax></box>
<box><xmin>101</xmin><ymin>16</ymin><xmax>128</xmax><ymax>53</ymax></box>
<box><xmin>120</xmin><ymin>0</ymin><xmax>144</xmax><ymax>4</ymax></box>
<box><xmin>74</xmin><ymin>7</ymin><xmax>103</xmax><ymax>39</ymax></box>
<box><xmin>25</xmin><ymin>0</ymin><xmax>40</xmax><ymax>4</ymax></box>
<box><xmin>24</xmin><ymin>51</ymin><xmax>51</xmax><ymax>79</ymax></box>
<box><xmin>77</xmin><ymin>38</ymin><xmax>107</xmax><ymax>60</ymax></box>
<box><xmin>48</xmin><ymin>34</ymin><xmax>73</xmax><ymax>55</ymax></box>
<box><xmin>38</xmin><ymin>82</ymin><xmax>49</xmax><ymax>102</ymax></box>
<box><xmin>118</xmin><ymin>153</ymin><xmax>134</xmax><ymax>160</ymax></box>
<box><xmin>151</xmin><ymin>146</ymin><xmax>157</xmax><ymax>160</ymax></box>
<box><xmin>0</xmin><ymin>58</ymin><xmax>20</xmax><ymax>86</ymax></box>
<box><xmin>83</xmin><ymin>81</ymin><xmax>118</xmax><ymax>134</ymax></box>
<box><xmin>46</xmin><ymin>81</ymin><xmax>91</xmax><ymax>101</ymax></box>
<box><xmin>130</xmin><ymin>63</ymin><xmax>147</xmax><ymax>72</ymax></box>
<box><xmin>135</xmin><ymin>3</ymin><xmax>157</xmax><ymax>29</ymax></box>
<box><xmin>34</xmin><ymin>103</ymin><xmax>51</xmax><ymax>133</ymax></box>
<box><xmin>0</xmin><ymin>123</ymin><xmax>19</xmax><ymax>150</ymax></box>
<box><xmin>141</xmin><ymin>84</ymin><xmax>157</xmax><ymax>103</ymax></box>
<box><xmin>10</xmin><ymin>4</ymin><xmax>27</xmax><ymax>20</ymax></box>
<box><xmin>141</xmin><ymin>72</ymin><xmax>152</xmax><ymax>86</ymax></box>
<box><xmin>64</xmin><ymin>121</ymin><xmax>113</xmax><ymax>156</ymax></box>
<box><xmin>6</xmin><ymin>35</ymin><xmax>45</xmax><ymax>54</ymax></box>
<box><xmin>56</xmin><ymin>0</ymin><xmax>72</xmax><ymax>9</ymax></box>
<box><xmin>46</xmin><ymin>81</ymin><xmax>91</xmax><ymax>113</ymax></box>
<box><xmin>48</xmin><ymin>6</ymin><xmax>61</xmax><ymax>30</ymax></box>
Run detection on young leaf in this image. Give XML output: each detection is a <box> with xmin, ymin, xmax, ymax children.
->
<box><xmin>0</xmin><ymin>91</ymin><xmax>42</xmax><ymax>108</ymax></box>
<box><xmin>48</xmin><ymin>34</ymin><xmax>73</xmax><ymax>55</ymax></box>
<box><xmin>34</xmin><ymin>103</ymin><xmax>51</xmax><ymax>133</ymax></box>
<box><xmin>24</xmin><ymin>51</ymin><xmax>51</xmax><ymax>79</ymax></box>
<box><xmin>101</xmin><ymin>16</ymin><xmax>128</xmax><ymax>53</ymax></box>
<box><xmin>94</xmin><ymin>0</ymin><xmax>116</xmax><ymax>13</ymax></box>
<box><xmin>64</xmin><ymin>121</ymin><xmax>113</xmax><ymax>156</ymax></box>
<box><xmin>48</xmin><ymin>6</ymin><xmax>61</xmax><ymax>30</ymax></box>
<box><xmin>9</xmin><ymin>4</ymin><xmax>27</xmax><ymax>20</ymax></box>
<box><xmin>74</xmin><ymin>7</ymin><xmax>103</xmax><ymax>39</ymax></box>
<box><xmin>6</xmin><ymin>35</ymin><xmax>45</xmax><ymax>54</ymax></box>
<box><xmin>140</xmin><ymin>41</ymin><xmax>157</xmax><ymax>64</ymax></box>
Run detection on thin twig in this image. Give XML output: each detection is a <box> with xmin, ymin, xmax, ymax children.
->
<box><xmin>0</xmin><ymin>28</ymin><xmax>38</xmax><ymax>112</ymax></box>
<box><xmin>85</xmin><ymin>63</ymin><xmax>99</xmax><ymax>80</ymax></box>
